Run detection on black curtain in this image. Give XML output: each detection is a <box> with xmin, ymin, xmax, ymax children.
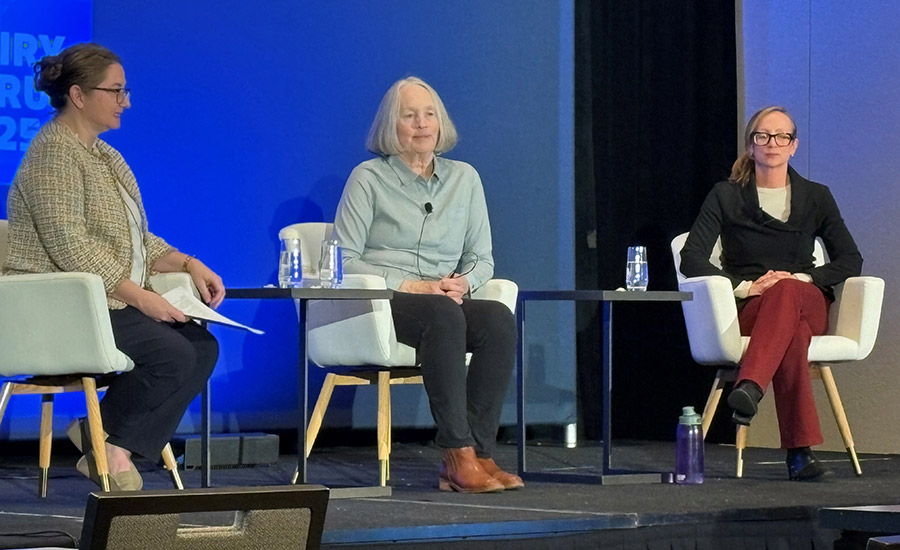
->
<box><xmin>574</xmin><ymin>1</ymin><xmax>738</xmax><ymax>441</ymax></box>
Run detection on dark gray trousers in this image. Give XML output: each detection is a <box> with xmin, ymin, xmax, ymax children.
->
<box><xmin>102</xmin><ymin>306</ymin><xmax>218</xmax><ymax>459</ymax></box>
<box><xmin>391</xmin><ymin>292</ymin><xmax>517</xmax><ymax>458</ymax></box>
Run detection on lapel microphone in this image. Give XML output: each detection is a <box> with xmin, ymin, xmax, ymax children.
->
<box><xmin>416</xmin><ymin>203</ymin><xmax>434</xmax><ymax>279</ymax></box>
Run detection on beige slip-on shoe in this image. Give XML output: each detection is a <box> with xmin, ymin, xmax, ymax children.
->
<box><xmin>75</xmin><ymin>450</ymin><xmax>143</xmax><ymax>491</ymax></box>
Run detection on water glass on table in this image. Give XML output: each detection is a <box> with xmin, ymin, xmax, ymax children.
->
<box><xmin>318</xmin><ymin>239</ymin><xmax>343</xmax><ymax>288</ymax></box>
<box><xmin>278</xmin><ymin>238</ymin><xmax>303</xmax><ymax>288</ymax></box>
<box><xmin>626</xmin><ymin>245</ymin><xmax>648</xmax><ymax>291</ymax></box>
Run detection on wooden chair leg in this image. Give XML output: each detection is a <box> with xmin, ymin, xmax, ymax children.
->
<box><xmin>701</xmin><ymin>369</ymin><xmax>729</xmax><ymax>439</ymax></box>
<box><xmin>386</xmin><ymin>377</ymin><xmax>392</xmax><ymax>482</ymax></box>
<box><xmin>292</xmin><ymin>373</ymin><xmax>339</xmax><ymax>484</ymax></box>
<box><xmin>735</xmin><ymin>424</ymin><xmax>748</xmax><ymax>478</ymax></box>
<box><xmin>82</xmin><ymin>377</ymin><xmax>110</xmax><ymax>491</ymax></box>
<box><xmin>377</xmin><ymin>371</ymin><xmax>390</xmax><ymax>487</ymax></box>
<box><xmin>817</xmin><ymin>365</ymin><xmax>862</xmax><ymax>476</ymax></box>
<box><xmin>161</xmin><ymin>444</ymin><xmax>184</xmax><ymax>490</ymax></box>
<box><xmin>0</xmin><ymin>382</ymin><xmax>12</xmax><ymax>426</ymax></box>
<box><xmin>39</xmin><ymin>394</ymin><xmax>54</xmax><ymax>498</ymax></box>
<box><xmin>306</xmin><ymin>373</ymin><xmax>337</xmax><ymax>458</ymax></box>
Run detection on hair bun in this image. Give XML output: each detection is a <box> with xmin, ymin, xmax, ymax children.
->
<box><xmin>34</xmin><ymin>56</ymin><xmax>64</xmax><ymax>90</ymax></box>
<box><xmin>32</xmin><ymin>43</ymin><xmax>122</xmax><ymax>111</ymax></box>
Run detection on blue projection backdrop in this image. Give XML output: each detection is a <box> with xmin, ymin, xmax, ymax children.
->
<box><xmin>2</xmin><ymin>1</ymin><xmax>576</xmax><ymax>440</ymax></box>
<box><xmin>0</xmin><ymin>0</ymin><xmax>92</xmax><ymax>217</ymax></box>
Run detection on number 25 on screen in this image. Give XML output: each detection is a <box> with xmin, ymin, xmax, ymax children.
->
<box><xmin>0</xmin><ymin>116</ymin><xmax>39</xmax><ymax>152</ymax></box>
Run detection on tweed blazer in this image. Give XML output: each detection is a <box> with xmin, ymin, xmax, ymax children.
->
<box><xmin>3</xmin><ymin>119</ymin><xmax>175</xmax><ymax>309</ymax></box>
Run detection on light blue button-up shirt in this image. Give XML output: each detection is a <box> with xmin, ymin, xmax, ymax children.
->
<box><xmin>333</xmin><ymin>154</ymin><xmax>494</xmax><ymax>291</ymax></box>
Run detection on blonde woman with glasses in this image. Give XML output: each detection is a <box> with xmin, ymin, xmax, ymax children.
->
<box><xmin>679</xmin><ymin>106</ymin><xmax>862</xmax><ymax>481</ymax></box>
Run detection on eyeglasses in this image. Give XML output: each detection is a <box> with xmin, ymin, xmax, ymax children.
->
<box><xmin>751</xmin><ymin>132</ymin><xmax>794</xmax><ymax>147</ymax></box>
<box><xmin>91</xmin><ymin>87</ymin><xmax>131</xmax><ymax>105</ymax></box>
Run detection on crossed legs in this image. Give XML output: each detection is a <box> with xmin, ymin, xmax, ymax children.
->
<box><xmin>736</xmin><ymin>279</ymin><xmax>829</xmax><ymax>448</ymax></box>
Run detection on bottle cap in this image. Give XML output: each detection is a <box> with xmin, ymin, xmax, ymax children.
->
<box><xmin>678</xmin><ymin>406</ymin><xmax>701</xmax><ymax>425</ymax></box>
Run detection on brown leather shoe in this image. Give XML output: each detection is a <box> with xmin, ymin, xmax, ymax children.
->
<box><xmin>477</xmin><ymin>457</ymin><xmax>525</xmax><ymax>490</ymax></box>
<box><xmin>438</xmin><ymin>447</ymin><xmax>504</xmax><ymax>493</ymax></box>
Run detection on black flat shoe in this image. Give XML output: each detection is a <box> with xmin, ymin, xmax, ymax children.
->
<box><xmin>728</xmin><ymin>381</ymin><xmax>763</xmax><ymax>425</ymax></box>
<box><xmin>787</xmin><ymin>450</ymin><xmax>834</xmax><ymax>481</ymax></box>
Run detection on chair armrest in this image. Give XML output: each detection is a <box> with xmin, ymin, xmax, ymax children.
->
<box><xmin>829</xmin><ymin>276</ymin><xmax>884</xmax><ymax>360</ymax></box>
<box><xmin>0</xmin><ymin>273</ymin><xmax>133</xmax><ymax>376</ymax></box>
<box><xmin>307</xmin><ymin>276</ymin><xmax>518</xmax><ymax>367</ymax></box>
<box><xmin>678</xmin><ymin>275</ymin><xmax>743</xmax><ymax>365</ymax></box>
<box><xmin>307</xmin><ymin>274</ymin><xmax>410</xmax><ymax>366</ymax></box>
<box><xmin>471</xmin><ymin>279</ymin><xmax>518</xmax><ymax>314</ymax></box>
<box><xmin>149</xmin><ymin>272</ymin><xmax>202</xmax><ymax>300</ymax></box>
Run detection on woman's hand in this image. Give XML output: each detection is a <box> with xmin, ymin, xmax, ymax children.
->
<box><xmin>151</xmin><ymin>252</ymin><xmax>226</xmax><ymax>308</ymax></box>
<box><xmin>439</xmin><ymin>276</ymin><xmax>469</xmax><ymax>305</ymax></box>
<box><xmin>748</xmin><ymin>270</ymin><xmax>795</xmax><ymax>296</ymax></box>
<box><xmin>186</xmin><ymin>259</ymin><xmax>226</xmax><ymax>309</ymax></box>
<box><xmin>400</xmin><ymin>279</ymin><xmax>464</xmax><ymax>303</ymax></box>
<box><xmin>399</xmin><ymin>279</ymin><xmax>445</xmax><ymax>295</ymax></box>
<box><xmin>399</xmin><ymin>277</ymin><xmax>469</xmax><ymax>305</ymax></box>
<box><xmin>135</xmin><ymin>290</ymin><xmax>188</xmax><ymax>323</ymax></box>
<box><xmin>113</xmin><ymin>279</ymin><xmax>186</xmax><ymax>322</ymax></box>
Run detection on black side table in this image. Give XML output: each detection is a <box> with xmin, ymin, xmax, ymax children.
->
<box><xmin>208</xmin><ymin>286</ymin><xmax>393</xmax><ymax>496</ymax></box>
<box><xmin>516</xmin><ymin>290</ymin><xmax>691</xmax><ymax>485</ymax></box>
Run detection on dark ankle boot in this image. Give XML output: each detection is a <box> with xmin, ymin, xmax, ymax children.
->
<box><xmin>438</xmin><ymin>447</ymin><xmax>504</xmax><ymax>493</ymax></box>
<box><xmin>728</xmin><ymin>380</ymin><xmax>763</xmax><ymax>425</ymax></box>
<box><xmin>477</xmin><ymin>457</ymin><xmax>525</xmax><ymax>490</ymax></box>
<box><xmin>786</xmin><ymin>448</ymin><xmax>833</xmax><ymax>481</ymax></box>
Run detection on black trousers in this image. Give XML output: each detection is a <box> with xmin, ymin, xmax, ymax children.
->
<box><xmin>102</xmin><ymin>306</ymin><xmax>219</xmax><ymax>460</ymax></box>
<box><xmin>391</xmin><ymin>292</ymin><xmax>517</xmax><ymax>458</ymax></box>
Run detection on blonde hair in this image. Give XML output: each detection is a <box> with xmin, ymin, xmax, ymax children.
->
<box><xmin>729</xmin><ymin>105</ymin><xmax>797</xmax><ymax>186</ymax></box>
<box><xmin>365</xmin><ymin>77</ymin><xmax>458</xmax><ymax>156</ymax></box>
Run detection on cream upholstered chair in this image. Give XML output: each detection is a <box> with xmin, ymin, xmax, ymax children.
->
<box><xmin>279</xmin><ymin>222</ymin><xmax>518</xmax><ymax>486</ymax></box>
<box><xmin>670</xmin><ymin>232</ymin><xmax>884</xmax><ymax>477</ymax></box>
<box><xmin>0</xmin><ymin>219</ymin><xmax>188</xmax><ymax>495</ymax></box>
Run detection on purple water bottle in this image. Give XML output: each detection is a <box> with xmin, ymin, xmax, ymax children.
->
<box><xmin>675</xmin><ymin>406</ymin><xmax>704</xmax><ymax>484</ymax></box>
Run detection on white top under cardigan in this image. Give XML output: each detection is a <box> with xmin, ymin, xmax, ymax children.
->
<box><xmin>733</xmin><ymin>184</ymin><xmax>813</xmax><ymax>298</ymax></box>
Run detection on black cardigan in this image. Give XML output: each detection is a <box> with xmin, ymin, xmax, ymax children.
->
<box><xmin>680</xmin><ymin>166</ymin><xmax>862</xmax><ymax>300</ymax></box>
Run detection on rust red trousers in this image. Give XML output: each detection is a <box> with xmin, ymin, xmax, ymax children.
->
<box><xmin>737</xmin><ymin>278</ymin><xmax>829</xmax><ymax>448</ymax></box>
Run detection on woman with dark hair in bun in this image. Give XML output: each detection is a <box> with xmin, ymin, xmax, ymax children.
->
<box><xmin>3</xmin><ymin>43</ymin><xmax>224</xmax><ymax>490</ymax></box>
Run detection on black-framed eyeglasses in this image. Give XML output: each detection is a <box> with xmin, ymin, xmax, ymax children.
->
<box><xmin>91</xmin><ymin>87</ymin><xmax>131</xmax><ymax>105</ymax></box>
<box><xmin>751</xmin><ymin>131</ymin><xmax>794</xmax><ymax>147</ymax></box>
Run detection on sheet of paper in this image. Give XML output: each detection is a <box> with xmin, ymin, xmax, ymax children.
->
<box><xmin>161</xmin><ymin>286</ymin><xmax>264</xmax><ymax>335</ymax></box>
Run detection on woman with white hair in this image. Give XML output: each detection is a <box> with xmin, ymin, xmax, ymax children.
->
<box><xmin>332</xmin><ymin>77</ymin><xmax>521</xmax><ymax>493</ymax></box>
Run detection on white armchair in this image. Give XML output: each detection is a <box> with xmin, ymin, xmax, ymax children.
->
<box><xmin>0</xmin><ymin>219</ymin><xmax>188</xmax><ymax>495</ymax></box>
<box><xmin>279</xmin><ymin>222</ymin><xmax>518</xmax><ymax>486</ymax></box>
<box><xmin>670</xmin><ymin>232</ymin><xmax>884</xmax><ymax>477</ymax></box>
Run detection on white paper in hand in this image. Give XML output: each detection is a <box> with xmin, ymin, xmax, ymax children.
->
<box><xmin>161</xmin><ymin>286</ymin><xmax>264</xmax><ymax>334</ymax></box>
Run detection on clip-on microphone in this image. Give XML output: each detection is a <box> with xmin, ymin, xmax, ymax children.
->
<box><xmin>416</xmin><ymin>202</ymin><xmax>434</xmax><ymax>279</ymax></box>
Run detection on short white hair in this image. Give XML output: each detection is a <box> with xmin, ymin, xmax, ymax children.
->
<box><xmin>366</xmin><ymin>76</ymin><xmax>458</xmax><ymax>156</ymax></box>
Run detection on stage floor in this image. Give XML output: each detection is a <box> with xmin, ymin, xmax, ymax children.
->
<box><xmin>1</xmin><ymin>438</ymin><xmax>899</xmax><ymax>548</ymax></box>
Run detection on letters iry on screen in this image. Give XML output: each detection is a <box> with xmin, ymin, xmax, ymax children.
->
<box><xmin>0</xmin><ymin>0</ymin><xmax>92</xmax><ymax>184</ymax></box>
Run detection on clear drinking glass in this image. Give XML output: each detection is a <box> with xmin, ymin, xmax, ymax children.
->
<box><xmin>625</xmin><ymin>245</ymin><xmax>648</xmax><ymax>291</ymax></box>
<box><xmin>318</xmin><ymin>239</ymin><xmax>343</xmax><ymax>288</ymax></box>
<box><xmin>278</xmin><ymin>238</ymin><xmax>303</xmax><ymax>288</ymax></box>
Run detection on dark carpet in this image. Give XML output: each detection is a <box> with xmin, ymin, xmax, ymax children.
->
<box><xmin>0</xmin><ymin>438</ymin><xmax>898</xmax><ymax>548</ymax></box>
